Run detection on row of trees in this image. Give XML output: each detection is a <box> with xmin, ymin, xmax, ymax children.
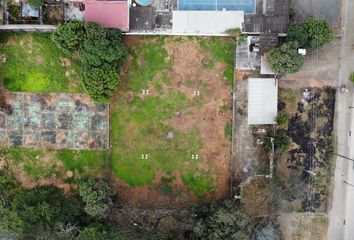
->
<box><xmin>0</xmin><ymin>170</ymin><xmax>281</xmax><ymax>240</ymax></box>
<box><xmin>267</xmin><ymin>17</ymin><xmax>333</xmax><ymax>75</ymax></box>
<box><xmin>51</xmin><ymin>21</ymin><xmax>127</xmax><ymax>102</ymax></box>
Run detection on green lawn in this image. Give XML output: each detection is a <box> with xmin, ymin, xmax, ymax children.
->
<box><xmin>0</xmin><ymin>33</ymin><xmax>81</xmax><ymax>92</ymax></box>
<box><xmin>110</xmin><ymin>37</ymin><xmax>232</xmax><ymax>197</ymax></box>
<box><xmin>5</xmin><ymin>148</ymin><xmax>106</xmax><ymax>181</ymax></box>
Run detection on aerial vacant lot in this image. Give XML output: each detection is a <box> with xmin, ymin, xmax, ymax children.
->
<box><xmin>111</xmin><ymin>36</ymin><xmax>234</xmax><ymax>207</ymax></box>
<box><xmin>0</xmin><ymin>33</ymin><xmax>81</xmax><ymax>92</ymax></box>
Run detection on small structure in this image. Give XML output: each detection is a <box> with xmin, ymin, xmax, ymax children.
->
<box><xmin>172</xmin><ymin>11</ymin><xmax>244</xmax><ymax>35</ymax></box>
<box><xmin>84</xmin><ymin>0</ymin><xmax>129</xmax><ymax>30</ymax></box>
<box><xmin>260</xmin><ymin>55</ymin><xmax>275</xmax><ymax>75</ymax></box>
<box><xmin>248</xmin><ymin>78</ymin><xmax>278</xmax><ymax>125</ymax></box>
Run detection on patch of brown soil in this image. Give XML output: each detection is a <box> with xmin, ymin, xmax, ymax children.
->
<box><xmin>7</xmin><ymin>151</ymin><xmax>72</xmax><ymax>193</ymax></box>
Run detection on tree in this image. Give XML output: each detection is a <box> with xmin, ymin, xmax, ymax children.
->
<box><xmin>287</xmin><ymin>22</ymin><xmax>308</xmax><ymax>47</ymax></box>
<box><xmin>270</xmin><ymin>130</ymin><xmax>289</xmax><ymax>153</ymax></box>
<box><xmin>193</xmin><ymin>200</ymin><xmax>252</xmax><ymax>240</ymax></box>
<box><xmin>305</xmin><ymin>17</ymin><xmax>333</xmax><ymax>49</ymax></box>
<box><xmin>0</xmin><ymin>185</ymin><xmax>83</xmax><ymax>239</ymax></box>
<box><xmin>255</xmin><ymin>224</ymin><xmax>281</xmax><ymax>240</ymax></box>
<box><xmin>78</xmin><ymin>179</ymin><xmax>115</xmax><ymax>217</ymax></box>
<box><xmin>267</xmin><ymin>42</ymin><xmax>304</xmax><ymax>75</ymax></box>
<box><xmin>51</xmin><ymin>21</ymin><xmax>85</xmax><ymax>53</ymax></box>
<box><xmin>28</xmin><ymin>0</ymin><xmax>44</xmax><ymax>8</ymax></box>
<box><xmin>80</xmin><ymin>38</ymin><xmax>127</xmax><ymax>70</ymax></box>
<box><xmin>81</xmin><ymin>66</ymin><xmax>119</xmax><ymax>102</ymax></box>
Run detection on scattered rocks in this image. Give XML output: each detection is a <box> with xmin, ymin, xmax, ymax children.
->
<box><xmin>174</xmin><ymin>111</ymin><xmax>182</xmax><ymax>117</ymax></box>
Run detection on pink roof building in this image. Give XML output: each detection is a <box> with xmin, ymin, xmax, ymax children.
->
<box><xmin>84</xmin><ymin>0</ymin><xmax>129</xmax><ymax>31</ymax></box>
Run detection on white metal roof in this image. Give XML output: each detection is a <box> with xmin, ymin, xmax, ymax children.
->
<box><xmin>248</xmin><ymin>78</ymin><xmax>278</xmax><ymax>125</ymax></box>
<box><xmin>172</xmin><ymin>11</ymin><xmax>244</xmax><ymax>35</ymax></box>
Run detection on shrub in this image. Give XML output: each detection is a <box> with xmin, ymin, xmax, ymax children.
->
<box><xmin>267</xmin><ymin>42</ymin><xmax>304</xmax><ymax>75</ymax></box>
<box><xmin>350</xmin><ymin>73</ymin><xmax>354</xmax><ymax>83</ymax></box>
<box><xmin>28</xmin><ymin>0</ymin><xmax>44</xmax><ymax>8</ymax></box>
<box><xmin>51</xmin><ymin>20</ymin><xmax>85</xmax><ymax>53</ymax></box>
<box><xmin>78</xmin><ymin>179</ymin><xmax>115</xmax><ymax>217</ymax></box>
<box><xmin>269</xmin><ymin>130</ymin><xmax>289</xmax><ymax>153</ymax></box>
<box><xmin>275</xmin><ymin>111</ymin><xmax>289</xmax><ymax>125</ymax></box>
<box><xmin>81</xmin><ymin>66</ymin><xmax>119</xmax><ymax>103</ymax></box>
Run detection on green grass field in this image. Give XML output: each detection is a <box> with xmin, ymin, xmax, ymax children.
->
<box><xmin>0</xmin><ymin>33</ymin><xmax>81</xmax><ymax>92</ymax></box>
<box><xmin>4</xmin><ymin>148</ymin><xmax>106</xmax><ymax>182</ymax></box>
<box><xmin>110</xmin><ymin>37</ymin><xmax>233</xmax><ymax>197</ymax></box>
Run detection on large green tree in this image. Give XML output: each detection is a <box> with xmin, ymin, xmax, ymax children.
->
<box><xmin>306</xmin><ymin>17</ymin><xmax>333</xmax><ymax>48</ymax></box>
<box><xmin>51</xmin><ymin>20</ymin><xmax>85</xmax><ymax>53</ymax></box>
<box><xmin>78</xmin><ymin>179</ymin><xmax>115</xmax><ymax>217</ymax></box>
<box><xmin>287</xmin><ymin>22</ymin><xmax>308</xmax><ymax>47</ymax></box>
<box><xmin>267</xmin><ymin>42</ymin><xmax>304</xmax><ymax>75</ymax></box>
<box><xmin>287</xmin><ymin>17</ymin><xmax>333</xmax><ymax>49</ymax></box>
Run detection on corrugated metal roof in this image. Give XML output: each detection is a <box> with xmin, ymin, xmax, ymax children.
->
<box><xmin>172</xmin><ymin>11</ymin><xmax>244</xmax><ymax>35</ymax></box>
<box><xmin>84</xmin><ymin>1</ymin><xmax>129</xmax><ymax>30</ymax></box>
<box><xmin>248</xmin><ymin>78</ymin><xmax>278</xmax><ymax>125</ymax></box>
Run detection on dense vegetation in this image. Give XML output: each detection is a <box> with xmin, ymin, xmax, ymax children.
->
<box><xmin>0</xmin><ymin>170</ymin><xmax>283</xmax><ymax>239</ymax></box>
<box><xmin>267</xmin><ymin>42</ymin><xmax>304</xmax><ymax>75</ymax></box>
<box><xmin>52</xmin><ymin>21</ymin><xmax>127</xmax><ymax>102</ymax></box>
<box><xmin>287</xmin><ymin>17</ymin><xmax>333</xmax><ymax>49</ymax></box>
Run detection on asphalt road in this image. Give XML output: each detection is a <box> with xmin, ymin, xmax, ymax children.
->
<box><xmin>327</xmin><ymin>0</ymin><xmax>354</xmax><ymax>238</ymax></box>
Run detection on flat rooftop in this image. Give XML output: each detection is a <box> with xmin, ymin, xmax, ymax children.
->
<box><xmin>248</xmin><ymin>78</ymin><xmax>278</xmax><ymax>125</ymax></box>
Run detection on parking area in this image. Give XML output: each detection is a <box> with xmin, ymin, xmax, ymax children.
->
<box><xmin>0</xmin><ymin>93</ymin><xmax>108</xmax><ymax>149</ymax></box>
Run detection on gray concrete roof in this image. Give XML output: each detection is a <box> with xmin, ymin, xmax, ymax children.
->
<box><xmin>172</xmin><ymin>10</ymin><xmax>244</xmax><ymax>34</ymax></box>
<box><xmin>248</xmin><ymin>78</ymin><xmax>278</xmax><ymax>125</ymax></box>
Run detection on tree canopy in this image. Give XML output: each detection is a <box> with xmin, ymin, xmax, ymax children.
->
<box><xmin>78</xmin><ymin>179</ymin><xmax>115</xmax><ymax>217</ymax></box>
<box><xmin>51</xmin><ymin>21</ymin><xmax>127</xmax><ymax>102</ymax></box>
<box><xmin>28</xmin><ymin>0</ymin><xmax>44</xmax><ymax>8</ymax></box>
<box><xmin>287</xmin><ymin>17</ymin><xmax>333</xmax><ymax>49</ymax></box>
<box><xmin>193</xmin><ymin>200</ymin><xmax>252</xmax><ymax>240</ymax></box>
<box><xmin>267</xmin><ymin>42</ymin><xmax>304</xmax><ymax>75</ymax></box>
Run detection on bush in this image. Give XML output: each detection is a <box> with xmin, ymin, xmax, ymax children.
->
<box><xmin>78</xmin><ymin>179</ymin><xmax>115</xmax><ymax>217</ymax></box>
<box><xmin>81</xmin><ymin>66</ymin><xmax>119</xmax><ymax>102</ymax></box>
<box><xmin>267</xmin><ymin>42</ymin><xmax>304</xmax><ymax>75</ymax></box>
<box><xmin>270</xmin><ymin>130</ymin><xmax>290</xmax><ymax>153</ymax></box>
<box><xmin>350</xmin><ymin>73</ymin><xmax>354</xmax><ymax>83</ymax></box>
<box><xmin>275</xmin><ymin>111</ymin><xmax>289</xmax><ymax>125</ymax></box>
<box><xmin>287</xmin><ymin>23</ymin><xmax>308</xmax><ymax>47</ymax></box>
<box><xmin>28</xmin><ymin>0</ymin><xmax>44</xmax><ymax>8</ymax></box>
<box><xmin>51</xmin><ymin>20</ymin><xmax>85</xmax><ymax>53</ymax></box>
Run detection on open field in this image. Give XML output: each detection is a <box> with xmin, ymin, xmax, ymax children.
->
<box><xmin>0</xmin><ymin>33</ymin><xmax>81</xmax><ymax>93</ymax></box>
<box><xmin>0</xmin><ymin>147</ymin><xmax>106</xmax><ymax>191</ymax></box>
<box><xmin>111</xmin><ymin>36</ymin><xmax>234</xmax><ymax>207</ymax></box>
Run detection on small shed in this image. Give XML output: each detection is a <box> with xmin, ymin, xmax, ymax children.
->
<box><xmin>248</xmin><ymin>78</ymin><xmax>278</xmax><ymax>125</ymax></box>
<box><xmin>84</xmin><ymin>0</ymin><xmax>129</xmax><ymax>30</ymax></box>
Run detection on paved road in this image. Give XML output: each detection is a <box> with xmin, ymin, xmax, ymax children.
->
<box><xmin>327</xmin><ymin>0</ymin><xmax>354</xmax><ymax>238</ymax></box>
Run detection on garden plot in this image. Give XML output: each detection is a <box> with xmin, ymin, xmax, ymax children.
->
<box><xmin>111</xmin><ymin>36</ymin><xmax>234</xmax><ymax>207</ymax></box>
<box><xmin>0</xmin><ymin>93</ymin><xmax>108</xmax><ymax>149</ymax></box>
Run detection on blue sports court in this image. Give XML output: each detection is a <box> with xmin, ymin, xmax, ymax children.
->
<box><xmin>178</xmin><ymin>0</ymin><xmax>256</xmax><ymax>13</ymax></box>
